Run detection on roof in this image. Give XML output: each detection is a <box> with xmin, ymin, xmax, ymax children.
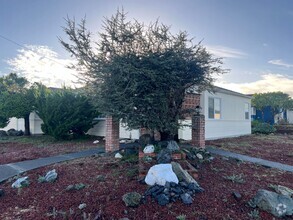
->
<box><xmin>211</xmin><ymin>86</ymin><xmax>252</xmax><ymax>99</ymax></box>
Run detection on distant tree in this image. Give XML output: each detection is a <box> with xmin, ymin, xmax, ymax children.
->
<box><xmin>252</xmin><ymin>92</ymin><xmax>293</xmax><ymax>122</ymax></box>
<box><xmin>34</xmin><ymin>84</ymin><xmax>98</xmax><ymax>140</ymax></box>
<box><xmin>60</xmin><ymin>10</ymin><xmax>225</xmax><ymax>140</ymax></box>
<box><xmin>0</xmin><ymin>73</ymin><xmax>35</xmax><ymax>135</ymax></box>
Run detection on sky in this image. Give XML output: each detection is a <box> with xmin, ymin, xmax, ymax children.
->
<box><xmin>0</xmin><ymin>0</ymin><xmax>292</xmax><ymax>96</ymax></box>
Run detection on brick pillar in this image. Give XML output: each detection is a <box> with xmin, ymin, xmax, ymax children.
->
<box><xmin>192</xmin><ymin>115</ymin><xmax>205</xmax><ymax>148</ymax></box>
<box><xmin>105</xmin><ymin>116</ymin><xmax>120</xmax><ymax>152</ymax></box>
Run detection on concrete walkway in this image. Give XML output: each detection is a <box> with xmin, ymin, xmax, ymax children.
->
<box><xmin>0</xmin><ymin>148</ymin><xmax>105</xmax><ymax>183</ymax></box>
<box><xmin>206</xmin><ymin>146</ymin><xmax>293</xmax><ymax>173</ymax></box>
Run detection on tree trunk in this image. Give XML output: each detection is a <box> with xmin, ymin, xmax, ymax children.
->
<box><xmin>24</xmin><ymin>114</ymin><xmax>31</xmax><ymax>136</ymax></box>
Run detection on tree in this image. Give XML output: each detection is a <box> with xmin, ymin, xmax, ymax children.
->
<box><xmin>34</xmin><ymin>84</ymin><xmax>98</xmax><ymax>140</ymax></box>
<box><xmin>60</xmin><ymin>10</ymin><xmax>225</xmax><ymax>140</ymax></box>
<box><xmin>252</xmin><ymin>92</ymin><xmax>293</xmax><ymax>123</ymax></box>
<box><xmin>0</xmin><ymin>73</ymin><xmax>35</xmax><ymax>135</ymax></box>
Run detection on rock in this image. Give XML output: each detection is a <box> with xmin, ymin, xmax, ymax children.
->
<box><xmin>145</xmin><ymin>164</ymin><xmax>179</xmax><ymax>186</ymax></box>
<box><xmin>139</xmin><ymin>134</ymin><xmax>153</xmax><ymax>147</ymax></box>
<box><xmin>122</xmin><ymin>192</ymin><xmax>142</xmax><ymax>207</ymax></box>
<box><xmin>44</xmin><ymin>169</ymin><xmax>58</xmax><ymax>182</ymax></box>
<box><xmin>143</xmin><ymin>145</ymin><xmax>155</xmax><ymax>154</ymax></box>
<box><xmin>157</xmin><ymin>149</ymin><xmax>172</xmax><ymax>164</ymax></box>
<box><xmin>96</xmin><ymin>175</ymin><xmax>105</xmax><ymax>182</ymax></box>
<box><xmin>232</xmin><ymin>191</ymin><xmax>242</xmax><ymax>200</ymax></box>
<box><xmin>171</xmin><ymin>162</ymin><xmax>199</xmax><ymax>184</ymax></box>
<box><xmin>275</xmin><ymin>185</ymin><xmax>293</xmax><ymax>197</ymax></box>
<box><xmin>0</xmin><ymin>189</ymin><xmax>4</xmax><ymax>197</ymax></box>
<box><xmin>249</xmin><ymin>189</ymin><xmax>293</xmax><ymax>217</ymax></box>
<box><xmin>187</xmin><ymin>182</ymin><xmax>204</xmax><ymax>193</ymax></box>
<box><xmin>0</xmin><ymin>130</ymin><xmax>7</xmax><ymax>137</ymax></box>
<box><xmin>12</xmin><ymin>176</ymin><xmax>29</xmax><ymax>188</ymax></box>
<box><xmin>66</xmin><ymin>185</ymin><xmax>75</xmax><ymax>191</ymax></box>
<box><xmin>115</xmin><ymin>153</ymin><xmax>123</xmax><ymax>159</ymax></box>
<box><xmin>156</xmin><ymin>194</ymin><xmax>170</xmax><ymax>206</ymax></box>
<box><xmin>93</xmin><ymin>140</ymin><xmax>100</xmax><ymax>144</ymax></box>
<box><xmin>181</xmin><ymin>193</ymin><xmax>193</xmax><ymax>204</ymax></box>
<box><xmin>78</xmin><ymin>203</ymin><xmax>87</xmax><ymax>209</ymax></box>
<box><xmin>167</xmin><ymin>141</ymin><xmax>179</xmax><ymax>152</ymax></box>
<box><xmin>196</xmin><ymin>153</ymin><xmax>203</xmax><ymax>160</ymax></box>
<box><xmin>7</xmin><ymin>129</ymin><xmax>23</xmax><ymax>136</ymax></box>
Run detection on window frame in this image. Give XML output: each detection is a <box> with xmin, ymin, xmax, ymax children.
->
<box><xmin>244</xmin><ymin>103</ymin><xmax>250</xmax><ymax>120</ymax></box>
<box><xmin>208</xmin><ymin>97</ymin><xmax>222</xmax><ymax>120</ymax></box>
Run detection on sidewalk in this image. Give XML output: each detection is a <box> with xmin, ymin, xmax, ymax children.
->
<box><xmin>206</xmin><ymin>146</ymin><xmax>293</xmax><ymax>172</ymax></box>
<box><xmin>0</xmin><ymin>147</ymin><xmax>105</xmax><ymax>183</ymax></box>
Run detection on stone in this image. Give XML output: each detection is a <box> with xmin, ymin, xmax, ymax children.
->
<box><xmin>44</xmin><ymin>169</ymin><xmax>57</xmax><ymax>182</ymax></box>
<box><xmin>0</xmin><ymin>130</ymin><xmax>7</xmax><ymax>137</ymax></box>
<box><xmin>93</xmin><ymin>140</ymin><xmax>100</xmax><ymax>144</ymax></box>
<box><xmin>232</xmin><ymin>191</ymin><xmax>242</xmax><ymax>200</ymax></box>
<box><xmin>157</xmin><ymin>149</ymin><xmax>172</xmax><ymax>164</ymax></box>
<box><xmin>156</xmin><ymin>194</ymin><xmax>170</xmax><ymax>206</ymax></box>
<box><xmin>181</xmin><ymin>193</ymin><xmax>193</xmax><ymax>204</ymax></box>
<box><xmin>145</xmin><ymin>164</ymin><xmax>179</xmax><ymax>186</ymax></box>
<box><xmin>171</xmin><ymin>162</ymin><xmax>199</xmax><ymax>184</ymax></box>
<box><xmin>167</xmin><ymin>141</ymin><xmax>179</xmax><ymax>152</ymax></box>
<box><xmin>187</xmin><ymin>182</ymin><xmax>204</xmax><ymax>193</ymax></box>
<box><xmin>0</xmin><ymin>189</ymin><xmax>4</xmax><ymax>197</ymax></box>
<box><xmin>12</xmin><ymin>176</ymin><xmax>29</xmax><ymax>188</ymax></box>
<box><xmin>122</xmin><ymin>192</ymin><xmax>142</xmax><ymax>207</ymax></box>
<box><xmin>78</xmin><ymin>203</ymin><xmax>87</xmax><ymax>209</ymax></box>
<box><xmin>115</xmin><ymin>153</ymin><xmax>123</xmax><ymax>159</ymax></box>
<box><xmin>66</xmin><ymin>185</ymin><xmax>75</xmax><ymax>191</ymax></box>
<box><xmin>196</xmin><ymin>153</ymin><xmax>203</xmax><ymax>160</ymax></box>
<box><xmin>249</xmin><ymin>189</ymin><xmax>293</xmax><ymax>217</ymax></box>
<box><xmin>143</xmin><ymin>145</ymin><xmax>155</xmax><ymax>154</ymax></box>
<box><xmin>275</xmin><ymin>185</ymin><xmax>293</xmax><ymax>197</ymax></box>
<box><xmin>96</xmin><ymin>175</ymin><xmax>105</xmax><ymax>182</ymax></box>
<box><xmin>139</xmin><ymin>134</ymin><xmax>153</xmax><ymax>147</ymax></box>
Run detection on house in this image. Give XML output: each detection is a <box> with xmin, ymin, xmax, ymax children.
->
<box><xmin>2</xmin><ymin>86</ymin><xmax>252</xmax><ymax>140</ymax></box>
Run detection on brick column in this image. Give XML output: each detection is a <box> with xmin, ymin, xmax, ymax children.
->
<box><xmin>192</xmin><ymin>115</ymin><xmax>205</xmax><ymax>148</ymax></box>
<box><xmin>105</xmin><ymin>116</ymin><xmax>120</xmax><ymax>152</ymax></box>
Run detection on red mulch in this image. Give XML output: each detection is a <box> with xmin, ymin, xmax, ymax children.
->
<box><xmin>0</xmin><ymin>136</ymin><xmax>103</xmax><ymax>165</ymax></box>
<box><xmin>0</xmin><ymin>154</ymin><xmax>292</xmax><ymax>220</ymax></box>
<box><xmin>206</xmin><ymin>134</ymin><xmax>293</xmax><ymax>166</ymax></box>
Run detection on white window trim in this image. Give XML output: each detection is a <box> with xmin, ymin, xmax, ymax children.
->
<box><xmin>208</xmin><ymin>97</ymin><xmax>222</xmax><ymax>120</ymax></box>
<box><xmin>245</xmin><ymin>103</ymin><xmax>250</xmax><ymax>120</ymax></box>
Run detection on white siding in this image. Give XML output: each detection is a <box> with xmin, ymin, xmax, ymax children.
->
<box><xmin>119</xmin><ymin>122</ymin><xmax>140</xmax><ymax>139</ymax></box>
<box><xmin>287</xmin><ymin>110</ymin><xmax>293</xmax><ymax>124</ymax></box>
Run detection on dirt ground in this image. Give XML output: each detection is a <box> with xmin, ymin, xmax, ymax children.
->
<box><xmin>206</xmin><ymin>134</ymin><xmax>293</xmax><ymax>166</ymax></box>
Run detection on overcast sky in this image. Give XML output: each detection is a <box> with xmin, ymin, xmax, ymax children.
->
<box><xmin>0</xmin><ymin>0</ymin><xmax>292</xmax><ymax>95</ymax></box>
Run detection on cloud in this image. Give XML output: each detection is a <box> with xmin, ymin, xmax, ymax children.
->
<box><xmin>206</xmin><ymin>45</ymin><xmax>247</xmax><ymax>59</ymax></box>
<box><xmin>215</xmin><ymin>73</ymin><xmax>293</xmax><ymax>97</ymax></box>
<box><xmin>268</xmin><ymin>59</ymin><xmax>293</xmax><ymax>68</ymax></box>
<box><xmin>7</xmin><ymin>45</ymin><xmax>79</xmax><ymax>88</ymax></box>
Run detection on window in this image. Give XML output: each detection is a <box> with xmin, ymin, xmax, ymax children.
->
<box><xmin>245</xmin><ymin>103</ymin><xmax>250</xmax><ymax>119</ymax></box>
<box><xmin>208</xmin><ymin>97</ymin><xmax>221</xmax><ymax>119</ymax></box>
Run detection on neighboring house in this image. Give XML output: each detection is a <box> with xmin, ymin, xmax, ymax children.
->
<box><xmin>2</xmin><ymin>86</ymin><xmax>252</xmax><ymax>140</ymax></box>
<box><xmin>251</xmin><ymin>106</ymin><xmax>293</xmax><ymax>124</ymax></box>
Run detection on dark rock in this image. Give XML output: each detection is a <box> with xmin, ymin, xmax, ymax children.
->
<box><xmin>232</xmin><ymin>191</ymin><xmax>242</xmax><ymax>201</ymax></box>
<box><xmin>96</xmin><ymin>175</ymin><xmax>105</xmax><ymax>182</ymax></box>
<box><xmin>167</xmin><ymin>140</ymin><xmax>179</xmax><ymax>152</ymax></box>
<box><xmin>165</xmin><ymin>181</ymin><xmax>171</xmax><ymax>188</ymax></box>
<box><xmin>138</xmin><ymin>176</ymin><xmax>146</xmax><ymax>184</ymax></box>
<box><xmin>171</xmin><ymin>187</ymin><xmax>183</xmax><ymax>194</ymax></box>
<box><xmin>139</xmin><ymin>134</ymin><xmax>154</xmax><ymax>147</ymax></box>
<box><xmin>0</xmin><ymin>189</ymin><xmax>4</xmax><ymax>197</ymax></box>
<box><xmin>0</xmin><ymin>130</ymin><xmax>7</xmax><ymax>137</ymax></box>
<box><xmin>122</xmin><ymin>192</ymin><xmax>142</xmax><ymax>207</ymax></box>
<box><xmin>157</xmin><ymin>141</ymin><xmax>169</xmax><ymax>149</ymax></box>
<box><xmin>65</xmin><ymin>185</ymin><xmax>75</xmax><ymax>191</ymax></box>
<box><xmin>181</xmin><ymin>193</ymin><xmax>193</xmax><ymax>204</ymax></box>
<box><xmin>7</xmin><ymin>129</ymin><xmax>23</xmax><ymax>136</ymax></box>
<box><xmin>157</xmin><ymin>194</ymin><xmax>170</xmax><ymax>206</ymax></box>
<box><xmin>179</xmin><ymin>181</ymin><xmax>188</xmax><ymax>188</ymax></box>
<box><xmin>170</xmin><ymin>182</ymin><xmax>177</xmax><ymax>188</ymax></box>
<box><xmin>157</xmin><ymin>149</ymin><xmax>172</xmax><ymax>164</ymax></box>
<box><xmin>188</xmin><ymin>182</ymin><xmax>204</xmax><ymax>193</ymax></box>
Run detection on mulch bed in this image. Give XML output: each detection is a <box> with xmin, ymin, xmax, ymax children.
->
<box><xmin>0</xmin><ymin>154</ymin><xmax>292</xmax><ymax>220</ymax></box>
<box><xmin>0</xmin><ymin>136</ymin><xmax>103</xmax><ymax>165</ymax></box>
<box><xmin>206</xmin><ymin>134</ymin><xmax>293</xmax><ymax>166</ymax></box>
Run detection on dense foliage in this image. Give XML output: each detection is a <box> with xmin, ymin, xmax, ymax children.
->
<box><xmin>251</xmin><ymin>120</ymin><xmax>276</xmax><ymax>134</ymax></box>
<box><xmin>35</xmin><ymin>85</ymin><xmax>98</xmax><ymax>140</ymax></box>
<box><xmin>0</xmin><ymin>73</ymin><xmax>35</xmax><ymax>135</ymax></box>
<box><xmin>60</xmin><ymin>10</ymin><xmax>225</xmax><ymax>140</ymax></box>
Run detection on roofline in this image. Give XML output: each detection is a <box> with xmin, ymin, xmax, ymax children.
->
<box><xmin>211</xmin><ymin>86</ymin><xmax>252</xmax><ymax>99</ymax></box>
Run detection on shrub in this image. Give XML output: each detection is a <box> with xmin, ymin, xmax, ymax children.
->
<box><xmin>274</xmin><ymin>124</ymin><xmax>293</xmax><ymax>134</ymax></box>
<box><xmin>35</xmin><ymin>86</ymin><xmax>98</xmax><ymax>140</ymax></box>
<box><xmin>251</xmin><ymin>120</ymin><xmax>276</xmax><ymax>134</ymax></box>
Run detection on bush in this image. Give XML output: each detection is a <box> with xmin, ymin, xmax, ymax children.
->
<box><xmin>274</xmin><ymin>124</ymin><xmax>293</xmax><ymax>134</ymax></box>
<box><xmin>251</xmin><ymin>120</ymin><xmax>276</xmax><ymax>134</ymax></box>
<box><xmin>35</xmin><ymin>86</ymin><xmax>98</xmax><ymax>140</ymax></box>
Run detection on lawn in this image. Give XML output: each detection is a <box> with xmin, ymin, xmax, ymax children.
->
<box><xmin>0</xmin><ymin>135</ymin><xmax>292</xmax><ymax>219</ymax></box>
<box><xmin>0</xmin><ymin>135</ymin><xmax>104</xmax><ymax>165</ymax></box>
<box><xmin>206</xmin><ymin>134</ymin><xmax>293</xmax><ymax>166</ymax></box>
